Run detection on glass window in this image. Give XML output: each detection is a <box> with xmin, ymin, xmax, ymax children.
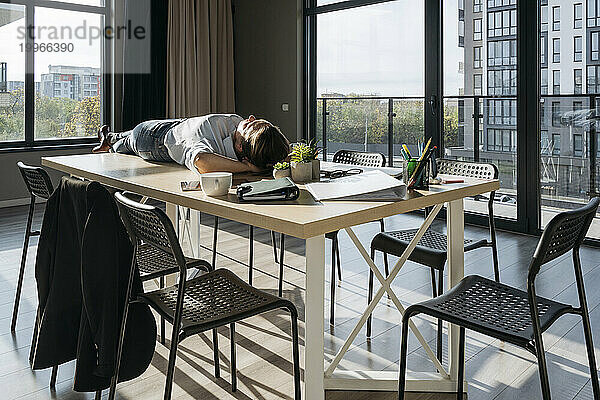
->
<box><xmin>575</xmin><ymin>3</ymin><xmax>583</xmax><ymax>29</ymax></box>
<box><xmin>552</xmin><ymin>6</ymin><xmax>560</xmax><ymax>31</ymax></box>
<box><xmin>474</xmin><ymin>74</ymin><xmax>483</xmax><ymax>95</ymax></box>
<box><xmin>552</xmin><ymin>133</ymin><xmax>561</xmax><ymax>155</ymax></box>
<box><xmin>474</xmin><ymin>46</ymin><xmax>482</xmax><ymax>68</ymax></box>
<box><xmin>553</xmin><ymin>70</ymin><xmax>560</xmax><ymax>94</ymax></box>
<box><xmin>574</xmin><ymin>36</ymin><xmax>582</xmax><ymax>62</ymax></box>
<box><xmin>589</xmin><ymin>65</ymin><xmax>599</xmax><ymax>93</ymax></box>
<box><xmin>574</xmin><ymin>101</ymin><xmax>583</xmax><ymax>111</ymax></box>
<box><xmin>574</xmin><ymin>134</ymin><xmax>583</xmax><ymax>157</ymax></box>
<box><xmin>541</xmin><ymin>36</ymin><xmax>547</xmax><ymax>64</ymax></box>
<box><xmin>474</xmin><ymin>18</ymin><xmax>482</xmax><ymax>41</ymax></box>
<box><xmin>541</xmin><ymin>69</ymin><xmax>548</xmax><ymax>94</ymax></box>
<box><xmin>589</xmin><ymin>0</ymin><xmax>600</xmax><ymax>28</ymax></box>
<box><xmin>592</xmin><ymin>31</ymin><xmax>599</xmax><ymax>61</ymax></box>
<box><xmin>553</xmin><ymin>38</ymin><xmax>560</xmax><ymax>62</ymax></box>
<box><xmin>572</xmin><ymin>69</ymin><xmax>582</xmax><ymax>94</ymax></box>
<box><xmin>541</xmin><ymin>6</ymin><xmax>548</xmax><ymax>32</ymax></box>
<box><xmin>474</xmin><ymin>0</ymin><xmax>482</xmax><ymax>13</ymax></box>
<box><xmin>541</xmin><ymin>130</ymin><xmax>549</xmax><ymax>155</ymax></box>
<box><xmin>0</xmin><ymin>4</ymin><xmax>26</xmax><ymax>142</ymax></box>
<box><xmin>552</xmin><ymin>101</ymin><xmax>561</xmax><ymax>126</ymax></box>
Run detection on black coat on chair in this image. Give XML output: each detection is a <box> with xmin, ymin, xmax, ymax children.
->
<box><xmin>30</xmin><ymin>177</ymin><xmax>156</xmax><ymax>392</ymax></box>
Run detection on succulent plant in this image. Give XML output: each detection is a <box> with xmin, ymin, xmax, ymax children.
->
<box><xmin>291</xmin><ymin>140</ymin><xmax>321</xmax><ymax>163</ymax></box>
<box><xmin>273</xmin><ymin>161</ymin><xmax>290</xmax><ymax>170</ymax></box>
<box><xmin>290</xmin><ymin>142</ymin><xmax>314</xmax><ymax>163</ymax></box>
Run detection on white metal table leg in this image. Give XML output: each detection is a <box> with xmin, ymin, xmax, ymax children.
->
<box><xmin>446</xmin><ymin>199</ymin><xmax>465</xmax><ymax>385</ymax></box>
<box><xmin>305</xmin><ymin>235</ymin><xmax>326</xmax><ymax>400</ymax></box>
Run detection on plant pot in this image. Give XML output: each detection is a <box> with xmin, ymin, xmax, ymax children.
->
<box><xmin>273</xmin><ymin>168</ymin><xmax>291</xmax><ymax>179</ymax></box>
<box><xmin>312</xmin><ymin>159</ymin><xmax>320</xmax><ymax>181</ymax></box>
<box><xmin>291</xmin><ymin>161</ymin><xmax>312</xmax><ymax>183</ymax></box>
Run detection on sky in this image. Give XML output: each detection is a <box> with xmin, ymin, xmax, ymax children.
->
<box><xmin>0</xmin><ymin>3</ymin><xmax>103</xmax><ymax>82</ymax></box>
<box><xmin>0</xmin><ymin>0</ymin><xmax>464</xmax><ymax>96</ymax></box>
<box><xmin>317</xmin><ymin>0</ymin><xmax>464</xmax><ymax>97</ymax></box>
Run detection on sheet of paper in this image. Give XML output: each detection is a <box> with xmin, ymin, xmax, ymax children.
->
<box><xmin>305</xmin><ymin>170</ymin><xmax>405</xmax><ymax>201</ymax></box>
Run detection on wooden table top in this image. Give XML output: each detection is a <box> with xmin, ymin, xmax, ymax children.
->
<box><xmin>42</xmin><ymin>153</ymin><xmax>500</xmax><ymax>239</ymax></box>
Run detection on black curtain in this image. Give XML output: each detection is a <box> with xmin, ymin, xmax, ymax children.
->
<box><xmin>121</xmin><ymin>0</ymin><xmax>168</xmax><ymax>130</ymax></box>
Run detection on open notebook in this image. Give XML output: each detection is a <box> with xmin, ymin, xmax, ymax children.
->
<box><xmin>305</xmin><ymin>170</ymin><xmax>406</xmax><ymax>201</ymax></box>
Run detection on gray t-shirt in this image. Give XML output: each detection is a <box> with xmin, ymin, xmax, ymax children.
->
<box><xmin>164</xmin><ymin>114</ymin><xmax>244</xmax><ymax>171</ymax></box>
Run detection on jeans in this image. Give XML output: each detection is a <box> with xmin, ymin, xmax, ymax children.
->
<box><xmin>111</xmin><ymin>119</ymin><xmax>184</xmax><ymax>162</ymax></box>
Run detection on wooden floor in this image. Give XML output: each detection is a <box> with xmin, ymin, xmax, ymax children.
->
<box><xmin>0</xmin><ymin>203</ymin><xmax>599</xmax><ymax>399</ymax></box>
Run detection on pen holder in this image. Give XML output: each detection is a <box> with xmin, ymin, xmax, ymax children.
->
<box><xmin>403</xmin><ymin>158</ymin><xmax>429</xmax><ymax>190</ymax></box>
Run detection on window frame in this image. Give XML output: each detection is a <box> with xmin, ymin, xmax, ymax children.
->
<box><xmin>575</xmin><ymin>3</ymin><xmax>583</xmax><ymax>29</ymax></box>
<box><xmin>552</xmin><ymin>37</ymin><xmax>560</xmax><ymax>63</ymax></box>
<box><xmin>0</xmin><ymin>0</ymin><xmax>111</xmax><ymax>149</ymax></box>
<box><xmin>574</xmin><ymin>68</ymin><xmax>583</xmax><ymax>94</ymax></box>
<box><xmin>552</xmin><ymin>5</ymin><xmax>560</xmax><ymax>31</ymax></box>
<box><xmin>574</xmin><ymin>36</ymin><xmax>583</xmax><ymax>62</ymax></box>
<box><xmin>553</xmin><ymin>69</ymin><xmax>560</xmax><ymax>94</ymax></box>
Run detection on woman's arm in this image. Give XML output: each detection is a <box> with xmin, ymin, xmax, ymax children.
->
<box><xmin>194</xmin><ymin>153</ymin><xmax>263</xmax><ymax>173</ymax></box>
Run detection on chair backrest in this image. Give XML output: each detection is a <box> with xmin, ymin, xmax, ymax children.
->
<box><xmin>529</xmin><ymin>197</ymin><xmax>600</xmax><ymax>282</ymax></box>
<box><xmin>114</xmin><ymin>192</ymin><xmax>187</xmax><ymax>275</ymax></box>
<box><xmin>17</xmin><ymin>162</ymin><xmax>54</xmax><ymax>200</ymax></box>
<box><xmin>332</xmin><ymin>150</ymin><xmax>386</xmax><ymax>167</ymax></box>
<box><xmin>436</xmin><ymin>159</ymin><xmax>498</xmax><ymax>181</ymax></box>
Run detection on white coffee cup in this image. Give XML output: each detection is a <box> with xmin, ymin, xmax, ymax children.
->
<box><xmin>199</xmin><ymin>172</ymin><xmax>232</xmax><ymax>196</ymax></box>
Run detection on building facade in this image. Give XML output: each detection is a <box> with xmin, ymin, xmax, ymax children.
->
<box><xmin>40</xmin><ymin>65</ymin><xmax>101</xmax><ymax>101</ymax></box>
<box><xmin>451</xmin><ymin>0</ymin><xmax>597</xmax><ymax>206</ymax></box>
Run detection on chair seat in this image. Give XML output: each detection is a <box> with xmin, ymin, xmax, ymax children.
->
<box><xmin>409</xmin><ymin>275</ymin><xmax>574</xmax><ymax>349</ymax></box>
<box><xmin>136</xmin><ymin>243</ymin><xmax>211</xmax><ymax>281</ymax></box>
<box><xmin>139</xmin><ymin>269</ymin><xmax>291</xmax><ymax>337</ymax></box>
<box><xmin>371</xmin><ymin>229</ymin><xmax>487</xmax><ymax>270</ymax></box>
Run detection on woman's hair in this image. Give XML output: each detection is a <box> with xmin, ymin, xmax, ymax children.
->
<box><xmin>242</xmin><ymin>120</ymin><xmax>290</xmax><ymax>168</ymax></box>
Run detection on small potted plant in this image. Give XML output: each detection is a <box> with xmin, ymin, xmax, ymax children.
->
<box><xmin>290</xmin><ymin>142</ymin><xmax>314</xmax><ymax>183</ymax></box>
<box><xmin>273</xmin><ymin>161</ymin><xmax>291</xmax><ymax>179</ymax></box>
<box><xmin>308</xmin><ymin>139</ymin><xmax>321</xmax><ymax>181</ymax></box>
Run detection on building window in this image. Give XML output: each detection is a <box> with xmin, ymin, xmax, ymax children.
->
<box><xmin>541</xmin><ymin>69</ymin><xmax>548</xmax><ymax>94</ymax></box>
<box><xmin>474</xmin><ymin>74</ymin><xmax>483</xmax><ymax>95</ymax></box>
<box><xmin>541</xmin><ymin>6</ymin><xmax>548</xmax><ymax>32</ymax></box>
<box><xmin>574</xmin><ymin>69</ymin><xmax>583</xmax><ymax>94</ymax></box>
<box><xmin>589</xmin><ymin>0</ymin><xmax>600</xmax><ymax>28</ymax></box>
<box><xmin>552</xmin><ymin>133</ymin><xmax>561</xmax><ymax>155</ymax></box>
<box><xmin>541</xmin><ymin>130</ymin><xmax>550</xmax><ymax>155</ymax></box>
<box><xmin>488</xmin><ymin>39</ymin><xmax>517</xmax><ymax>67</ymax></box>
<box><xmin>552</xmin><ymin>6</ymin><xmax>560</xmax><ymax>31</ymax></box>
<box><xmin>574</xmin><ymin>36</ymin><xmax>582</xmax><ymax>62</ymax></box>
<box><xmin>474</xmin><ymin>0</ymin><xmax>482</xmax><ymax>13</ymax></box>
<box><xmin>488</xmin><ymin>0</ymin><xmax>517</xmax><ymax>7</ymax></box>
<box><xmin>541</xmin><ymin>36</ymin><xmax>547</xmax><ymax>65</ymax></box>
<box><xmin>592</xmin><ymin>31</ymin><xmax>600</xmax><ymax>61</ymax></box>
<box><xmin>474</xmin><ymin>46</ymin><xmax>482</xmax><ymax>68</ymax></box>
<box><xmin>488</xmin><ymin>69</ymin><xmax>517</xmax><ymax>95</ymax></box>
<box><xmin>588</xmin><ymin>65</ymin><xmax>600</xmax><ymax>93</ymax></box>
<box><xmin>574</xmin><ymin>101</ymin><xmax>583</xmax><ymax>111</ymax></box>
<box><xmin>553</xmin><ymin>38</ymin><xmax>560</xmax><ymax>62</ymax></box>
<box><xmin>487</xmin><ymin>10</ymin><xmax>516</xmax><ymax>38</ymax></box>
<box><xmin>474</xmin><ymin>18</ymin><xmax>482</xmax><ymax>41</ymax></box>
<box><xmin>486</xmin><ymin>128</ymin><xmax>516</xmax><ymax>152</ymax></box>
<box><xmin>552</xmin><ymin>101</ymin><xmax>561</xmax><ymax>126</ymax></box>
<box><xmin>575</xmin><ymin>3</ymin><xmax>583</xmax><ymax>29</ymax></box>
<box><xmin>574</xmin><ymin>134</ymin><xmax>583</xmax><ymax>157</ymax></box>
<box><xmin>487</xmin><ymin>99</ymin><xmax>517</xmax><ymax>126</ymax></box>
<box><xmin>553</xmin><ymin>70</ymin><xmax>560</xmax><ymax>94</ymax></box>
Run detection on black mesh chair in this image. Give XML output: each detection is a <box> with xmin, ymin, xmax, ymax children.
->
<box><xmin>110</xmin><ymin>193</ymin><xmax>301</xmax><ymax>400</ymax></box>
<box><xmin>13</xmin><ymin>162</ymin><xmax>54</xmax><ymax>332</ymax></box>
<box><xmin>368</xmin><ymin>159</ymin><xmax>499</xmax><ymax>360</ymax></box>
<box><xmin>398</xmin><ymin>197</ymin><xmax>600</xmax><ymax>400</ymax></box>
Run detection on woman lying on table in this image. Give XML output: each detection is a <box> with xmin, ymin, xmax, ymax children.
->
<box><xmin>92</xmin><ymin>114</ymin><xmax>290</xmax><ymax>174</ymax></box>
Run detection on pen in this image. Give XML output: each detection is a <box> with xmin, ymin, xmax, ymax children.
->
<box><xmin>402</xmin><ymin>143</ymin><xmax>412</xmax><ymax>159</ymax></box>
<box><xmin>419</xmin><ymin>138</ymin><xmax>433</xmax><ymax>161</ymax></box>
